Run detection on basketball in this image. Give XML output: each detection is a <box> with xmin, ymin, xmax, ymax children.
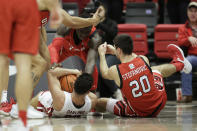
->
<box><xmin>59</xmin><ymin>74</ymin><xmax>77</xmax><ymax>93</ymax></box>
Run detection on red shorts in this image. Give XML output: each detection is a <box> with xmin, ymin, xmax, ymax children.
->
<box><xmin>0</xmin><ymin>0</ymin><xmax>40</xmax><ymax>56</ymax></box>
<box><xmin>111</xmin><ymin>70</ymin><xmax>167</xmax><ymax>117</ymax></box>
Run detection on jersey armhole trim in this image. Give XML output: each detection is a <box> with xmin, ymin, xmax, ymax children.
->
<box><xmin>116</xmin><ymin>65</ymin><xmax>123</xmax><ymax>89</ymax></box>
<box><xmin>139</xmin><ymin>56</ymin><xmax>153</xmax><ymax>74</ymax></box>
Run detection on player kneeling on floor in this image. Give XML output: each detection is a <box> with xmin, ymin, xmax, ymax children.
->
<box><xmin>10</xmin><ymin>68</ymin><xmax>97</xmax><ymax>118</ymax></box>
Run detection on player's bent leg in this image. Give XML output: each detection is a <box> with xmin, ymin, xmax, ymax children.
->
<box><xmin>32</xmin><ymin>54</ymin><xmax>48</xmax><ymax>88</ymax></box>
<box><xmin>97</xmin><ymin>98</ymin><xmax>136</xmax><ymax>117</ymax></box>
<box><xmin>96</xmin><ymin>98</ymin><xmax>110</xmax><ymax>112</ymax></box>
<box><xmin>151</xmin><ymin>64</ymin><xmax>176</xmax><ymax>78</ymax></box>
<box><xmin>14</xmin><ymin>53</ymin><xmax>33</xmax><ymax>115</ymax></box>
<box><xmin>0</xmin><ymin>55</ymin><xmax>9</xmax><ymax>103</ymax></box>
<box><xmin>96</xmin><ymin>98</ymin><xmax>133</xmax><ymax>116</ymax></box>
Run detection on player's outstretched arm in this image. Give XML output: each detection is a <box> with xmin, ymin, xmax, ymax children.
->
<box><xmin>61</xmin><ymin>5</ymin><xmax>105</xmax><ymax>29</ymax></box>
<box><xmin>98</xmin><ymin>43</ymin><xmax>115</xmax><ymax>80</ymax></box>
<box><xmin>87</xmin><ymin>92</ymin><xmax>98</xmax><ymax>110</ymax></box>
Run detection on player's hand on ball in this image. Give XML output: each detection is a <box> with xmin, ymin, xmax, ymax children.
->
<box><xmin>74</xmin><ymin>69</ymin><xmax>82</xmax><ymax>77</ymax></box>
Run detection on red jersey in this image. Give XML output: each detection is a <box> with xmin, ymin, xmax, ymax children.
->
<box><xmin>49</xmin><ymin>27</ymin><xmax>96</xmax><ymax>63</ymax></box>
<box><xmin>48</xmin><ymin>27</ymin><xmax>98</xmax><ymax>91</ymax></box>
<box><xmin>40</xmin><ymin>10</ymin><xmax>50</xmax><ymax>27</ymax></box>
<box><xmin>117</xmin><ymin>57</ymin><xmax>166</xmax><ymax>117</ymax></box>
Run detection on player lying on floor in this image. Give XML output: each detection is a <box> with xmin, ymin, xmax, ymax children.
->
<box><xmin>10</xmin><ymin>68</ymin><xmax>97</xmax><ymax>118</ymax></box>
<box><xmin>96</xmin><ymin>34</ymin><xmax>192</xmax><ymax>117</ymax></box>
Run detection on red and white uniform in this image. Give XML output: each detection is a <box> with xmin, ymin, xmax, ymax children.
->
<box><xmin>37</xmin><ymin>91</ymin><xmax>92</xmax><ymax>117</ymax></box>
<box><xmin>0</xmin><ymin>0</ymin><xmax>40</xmax><ymax>56</ymax></box>
<box><xmin>108</xmin><ymin>57</ymin><xmax>167</xmax><ymax>117</ymax></box>
<box><xmin>40</xmin><ymin>10</ymin><xmax>50</xmax><ymax>27</ymax></box>
<box><xmin>48</xmin><ymin>27</ymin><xmax>98</xmax><ymax>91</ymax></box>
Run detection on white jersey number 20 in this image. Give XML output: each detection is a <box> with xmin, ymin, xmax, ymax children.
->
<box><xmin>130</xmin><ymin>75</ymin><xmax>151</xmax><ymax>98</ymax></box>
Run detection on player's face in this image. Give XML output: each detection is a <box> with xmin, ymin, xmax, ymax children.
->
<box><xmin>188</xmin><ymin>7</ymin><xmax>197</xmax><ymax>23</ymax></box>
<box><xmin>76</xmin><ymin>27</ymin><xmax>92</xmax><ymax>40</ymax></box>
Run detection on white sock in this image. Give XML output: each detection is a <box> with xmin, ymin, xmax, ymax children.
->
<box><xmin>1</xmin><ymin>90</ymin><xmax>8</xmax><ymax>103</ymax></box>
<box><xmin>106</xmin><ymin>98</ymin><xmax>118</xmax><ymax>113</ymax></box>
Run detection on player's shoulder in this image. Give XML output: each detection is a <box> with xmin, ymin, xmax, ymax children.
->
<box><xmin>138</xmin><ymin>55</ymin><xmax>150</xmax><ymax>66</ymax></box>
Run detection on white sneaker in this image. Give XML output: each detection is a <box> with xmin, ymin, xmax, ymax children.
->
<box><xmin>181</xmin><ymin>58</ymin><xmax>192</xmax><ymax>74</ymax></box>
<box><xmin>10</xmin><ymin>104</ymin><xmax>45</xmax><ymax>119</ymax></box>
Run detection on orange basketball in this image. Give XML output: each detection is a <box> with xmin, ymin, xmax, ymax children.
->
<box><xmin>59</xmin><ymin>74</ymin><xmax>77</xmax><ymax>93</ymax></box>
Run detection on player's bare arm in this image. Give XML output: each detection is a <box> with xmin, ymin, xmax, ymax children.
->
<box><xmin>47</xmin><ymin>68</ymin><xmax>80</xmax><ymax>111</ymax></box>
<box><xmin>60</xmin><ymin>5</ymin><xmax>105</xmax><ymax>29</ymax></box>
<box><xmin>36</xmin><ymin>0</ymin><xmax>59</xmax><ymax>11</ymax></box>
<box><xmin>39</xmin><ymin>28</ymin><xmax>51</xmax><ymax>69</ymax></box>
<box><xmin>48</xmin><ymin>67</ymin><xmax>81</xmax><ymax>78</ymax></box>
<box><xmin>47</xmin><ymin>69</ymin><xmax>65</xmax><ymax>111</ymax></box>
<box><xmin>85</xmin><ymin>32</ymin><xmax>102</xmax><ymax>74</ymax></box>
<box><xmin>98</xmin><ymin>43</ymin><xmax>120</xmax><ymax>83</ymax></box>
<box><xmin>87</xmin><ymin>92</ymin><xmax>98</xmax><ymax>110</ymax></box>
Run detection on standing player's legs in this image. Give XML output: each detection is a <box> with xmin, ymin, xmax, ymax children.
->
<box><xmin>11</xmin><ymin>0</ymin><xmax>40</xmax><ymax>126</ymax></box>
<box><xmin>14</xmin><ymin>53</ymin><xmax>33</xmax><ymax>113</ymax></box>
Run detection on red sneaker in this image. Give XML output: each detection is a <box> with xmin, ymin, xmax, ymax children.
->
<box><xmin>167</xmin><ymin>44</ymin><xmax>192</xmax><ymax>73</ymax></box>
<box><xmin>0</xmin><ymin>98</ymin><xmax>16</xmax><ymax>116</ymax></box>
<box><xmin>167</xmin><ymin>44</ymin><xmax>184</xmax><ymax>62</ymax></box>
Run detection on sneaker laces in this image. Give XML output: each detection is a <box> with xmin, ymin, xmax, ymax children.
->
<box><xmin>176</xmin><ymin>58</ymin><xmax>184</xmax><ymax>63</ymax></box>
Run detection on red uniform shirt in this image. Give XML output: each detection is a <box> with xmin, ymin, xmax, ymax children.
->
<box><xmin>49</xmin><ymin>27</ymin><xmax>96</xmax><ymax>63</ymax></box>
<box><xmin>48</xmin><ymin>27</ymin><xmax>98</xmax><ymax>91</ymax></box>
<box><xmin>117</xmin><ymin>57</ymin><xmax>165</xmax><ymax>117</ymax></box>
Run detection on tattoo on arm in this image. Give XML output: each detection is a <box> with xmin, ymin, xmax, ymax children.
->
<box><xmin>32</xmin><ymin>72</ymin><xmax>39</xmax><ymax>83</ymax></box>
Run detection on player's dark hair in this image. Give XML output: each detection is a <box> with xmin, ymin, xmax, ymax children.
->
<box><xmin>113</xmin><ymin>34</ymin><xmax>133</xmax><ymax>55</ymax></box>
<box><xmin>74</xmin><ymin>73</ymin><xmax>93</xmax><ymax>95</ymax></box>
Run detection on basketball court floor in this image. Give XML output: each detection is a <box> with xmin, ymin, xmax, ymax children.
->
<box><xmin>0</xmin><ymin>101</ymin><xmax>196</xmax><ymax>131</ymax></box>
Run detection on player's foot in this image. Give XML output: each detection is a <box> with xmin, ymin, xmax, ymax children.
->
<box><xmin>0</xmin><ymin>97</ymin><xmax>16</xmax><ymax>116</ymax></box>
<box><xmin>10</xmin><ymin>104</ymin><xmax>45</xmax><ymax>119</ymax></box>
<box><xmin>167</xmin><ymin>44</ymin><xmax>192</xmax><ymax>74</ymax></box>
